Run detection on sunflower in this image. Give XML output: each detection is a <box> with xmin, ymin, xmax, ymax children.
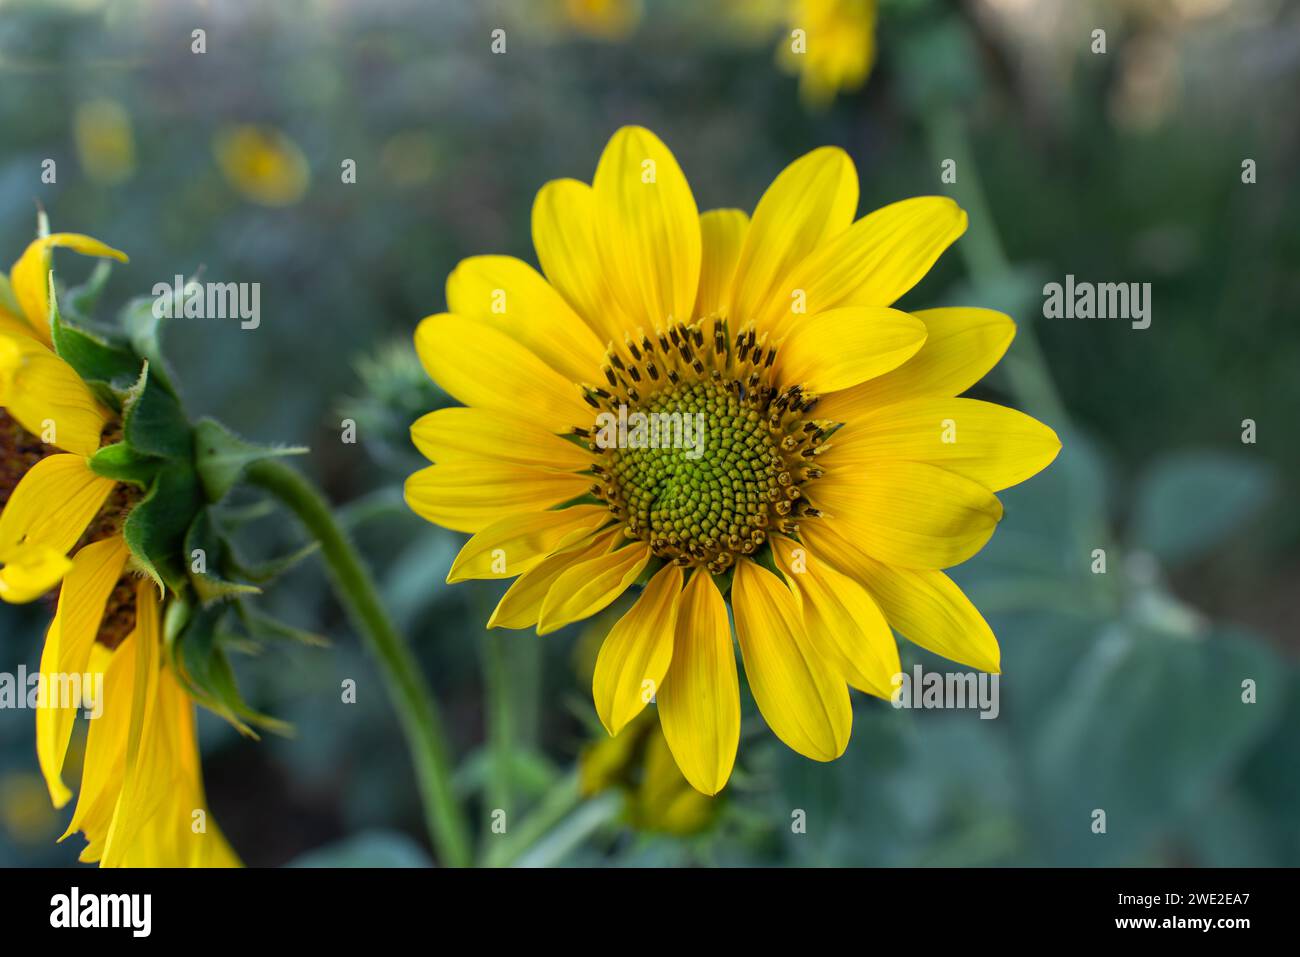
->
<box><xmin>0</xmin><ymin>231</ymin><xmax>238</xmax><ymax>866</ymax></box>
<box><xmin>406</xmin><ymin>126</ymin><xmax>1060</xmax><ymax>795</ymax></box>
<box><xmin>777</xmin><ymin>0</ymin><xmax>878</xmax><ymax>107</ymax></box>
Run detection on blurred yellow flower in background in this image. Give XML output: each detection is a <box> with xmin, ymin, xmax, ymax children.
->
<box><xmin>561</xmin><ymin>0</ymin><xmax>642</xmax><ymax>40</ymax></box>
<box><xmin>213</xmin><ymin>124</ymin><xmax>310</xmax><ymax>207</ymax></box>
<box><xmin>778</xmin><ymin>0</ymin><xmax>878</xmax><ymax>107</ymax></box>
<box><xmin>406</xmin><ymin>126</ymin><xmax>1060</xmax><ymax>796</ymax></box>
<box><xmin>73</xmin><ymin>99</ymin><xmax>136</xmax><ymax>186</ymax></box>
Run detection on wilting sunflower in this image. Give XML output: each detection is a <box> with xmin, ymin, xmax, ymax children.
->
<box><xmin>0</xmin><ymin>232</ymin><xmax>238</xmax><ymax>866</ymax></box>
<box><xmin>406</xmin><ymin>126</ymin><xmax>1060</xmax><ymax>795</ymax></box>
<box><xmin>778</xmin><ymin>0</ymin><xmax>878</xmax><ymax>107</ymax></box>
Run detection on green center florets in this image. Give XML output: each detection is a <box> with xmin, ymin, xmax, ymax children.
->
<box><xmin>581</xmin><ymin>318</ymin><xmax>830</xmax><ymax>573</ymax></box>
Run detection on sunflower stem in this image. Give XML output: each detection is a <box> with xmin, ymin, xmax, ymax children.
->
<box><xmin>245</xmin><ymin>458</ymin><xmax>473</xmax><ymax>868</ymax></box>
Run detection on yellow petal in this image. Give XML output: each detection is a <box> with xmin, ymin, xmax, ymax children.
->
<box><xmin>811</xmin><ymin>460</ymin><xmax>1002</xmax><ymax>569</ymax></box>
<box><xmin>488</xmin><ymin>528</ymin><xmax>616</xmax><ymax>630</ymax></box>
<box><xmin>0</xmin><ymin>454</ymin><xmax>116</xmax><ymax>602</ymax></box>
<box><xmin>592</xmin><ymin>563</ymin><xmax>682</xmax><ymax>735</ymax></box>
<box><xmin>410</xmin><ymin>406</ymin><xmax>593</xmax><ymax>470</ymax></box>
<box><xmin>825</xmin><ymin>397</ymin><xmax>1062</xmax><ymax>492</ymax></box>
<box><xmin>36</xmin><ymin>536</ymin><xmax>130</xmax><ymax>807</ymax></box>
<box><xmin>770</xmin><ymin>534</ymin><xmax>899</xmax><ymax>699</ymax></box>
<box><xmin>727</xmin><ymin>146</ymin><xmax>858</xmax><ymax>334</ymax></box>
<box><xmin>658</xmin><ymin>570</ymin><xmax>740</xmax><ymax>795</ymax></box>
<box><xmin>445</xmin><ymin>255</ymin><xmax>606</xmax><ymax>382</ymax></box>
<box><xmin>802</xmin><ymin>520</ymin><xmax>1000</xmax><ymax>672</ymax></box>
<box><xmin>0</xmin><ymin>333</ymin><xmax>112</xmax><ymax>456</ymax></box>
<box><xmin>102</xmin><ymin>582</ymin><xmax>170</xmax><ymax>868</ymax></box>
<box><xmin>537</xmin><ymin>539</ymin><xmax>651</xmax><ymax>635</ymax></box>
<box><xmin>732</xmin><ymin>559</ymin><xmax>851</xmax><ymax>761</ymax></box>
<box><xmin>413</xmin><ymin>313</ymin><xmax>591</xmax><ymax>434</ymax></box>
<box><xmin>773</xmin><ymin>197</ymin><xmax>967</xmax><ymax>330</ymax></box>
<box><xmin>532</xmin><ymin>178</ymin><xmax>631</xmax><ymax>345</ymax></box>
<box><xmin>63</xmin><ymin>627</ymin><xmax>135</xmax><ymax>851</ymax></box>
<box><xmin>776</xmin><ymin>306</ymin><xmax>927</xmax><ymax>393</ymax></box>
<box><xmin>404</xmin><ymin>461</ymin><xmax>592</xmax><ymax>534</ymax></box>
<box><xmin>592</xmin><ymin>126</ymin><xmax>701</xmax><ymax>327</ymax></box>
<box><xmin>11</xmin><ymin>233</ymin><xmax>128</xmax><ymax>345</ymax></box>
<box><xmin>447</xmin><ymin>505</ymin><xmax>610</xmax><ymax>583</ymax></box>
<box><xmin>694</xmin><ymin>209</ymin><xmax>748</xmax><ymax>320</ymax></box>
<box><xmin>816</xmin><ymin>307</ymin><xmax>1016</xmax><ymax>420</ymax></box>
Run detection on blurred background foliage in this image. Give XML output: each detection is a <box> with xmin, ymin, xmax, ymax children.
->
<box><xmin>1</xmin><ymin>0</ymin><xmax>1297</xmax><ymax>866</ymax></box>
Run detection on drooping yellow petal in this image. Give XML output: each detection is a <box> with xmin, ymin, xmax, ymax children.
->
<box><xmin>732</xmin><ymin>559</ymin><xmax>851</xmax><ymax>762</ymax></box>
<box><xmin>537</xmin><ymin>539</ymin><xmax>651</xmax><ymax>635</ymax></box>
<box><xmin>10</xmin><ymin>233</ymin><xmax>128</xmax><ymax>345</ymax></box>
<box><xmin>0</xmin><ymin>454</ymin><xmax>116</xmax><ymax>603</ymax></box>
<box><xmin>694</xmin><ymin>209</ymin><xmax>748</xmax><ymax>320</ymax></box>
<box><xmin>773</xmin><ymin>197</ymin><xmax>967</xmax><ymax>328</ymax></box>
<box><xmin>447</xmin><ymin>504</ymin><xmax>610</xmax><ymax>583</ymax></box>
<box><xmin>802</xmin><ymin>520</ymin><xmax>1000</xmax><ymax>672</ymax></box>
<box><xmin>0</xmin><ymin>333</ymin><xmax>112</xmax><ymax>456</ymax></box>
<box><xmin>592</xmin><ymin>126</ymin><xmax>701</xmax><ymax>328</ymax></box>
<box><xmin>775</xmin><ymin>306</ymin><xmax>927</xmax><ymax>393</ymax></box>
<box><xmin>102</xmin><ymin>582</ymin><xmax>170</xmax><ymax>868</ymax></box>
<box><xmin>404</xmin><ymin>461</ymin><xmax>592</xmax><ymax>534</ymax></box>
<box><xmin>63</xmin><ymin>628</ymin><xmax>135</xmax><ymax>855</ymax></box>
<box><xmin>770</xmin><ymin>534</ymin><xmax>899</xmax><ymax>699</ymax></box>
<box><xmin>532</xmin><ymin>178</ymin><xmax>631</xmax><ymax>345</ymax></box>
<box><xmin>36</xmin><ymin>536</ymin><xmax>130</xmax><ymax>807</ymax></box>
<box><xmin>825</xmin><ymin>397</ymin><xmax>1061</xmax><ymax>492</ymax></box>
<box><xmin>811</xmin><ymin>460</ymin><xmax>1002</xmax><ymax>569</ymax></box>
<box><xmin>727</xmin><ymin>147</ymin><xmax>858</xmax><ymax>335</ymax></box>
<box><xmin>488</xmin><ymin>528</ymin><xmax>616</xmax><ymax>630</ymax></box>
<box><xmin>413</xmin><ymin>313</ymin><xmax>591</xmax><ymax>434</ymax></box>
<box><xmin>592</xmin><ymin>563</ymin><xmax>682</xmax><ymax>735</ymax></box>
<box><xmin>658</xmin><ymin>570</ymin><xmax>740</xmax><ymax>795</ymax></box>
<box><xmin>816</xmin><ymin>307</ymin><xmax>1016</xmax><ymax>420</ymax></box>
<box><xmin>445</xmin><ymin>255</ymin><xmax>606</xmax><ymax>382</ymax></box>
<box><xmin>410</xmin><ymin>406</ymin><xmax>593</xmax><ymax>471</ymax></box>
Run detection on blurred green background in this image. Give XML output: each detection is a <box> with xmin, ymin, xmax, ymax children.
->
<box><xmin>1</xmin><ymin>0</ymin><xmax>1297</xmax><ymax>867</ymax></box>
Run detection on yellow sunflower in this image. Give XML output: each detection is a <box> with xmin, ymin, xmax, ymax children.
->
<box><xmin>0</xmin><ymin>232</ymin><xmax>238</xmax><ymax>866</ymax></box>
<box><xmin>778</xmin><ymin>0</ymin><xmax>878</xmax><ymax>107</ymax></box>
<box><xmin>405</xmin><ymin>126</ymin><xmax>1060</xmax><ymax>795</ymax></box>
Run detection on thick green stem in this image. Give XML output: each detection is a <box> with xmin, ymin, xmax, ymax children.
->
<box><xmin>245</xmin><ymin>459</ymin><xmax>472</xmax><ymax>868</ymax></box>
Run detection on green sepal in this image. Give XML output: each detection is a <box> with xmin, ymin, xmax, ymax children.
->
<box><xmin>118</xmin><ymin>292</ymin><xmax>179</xmax><ymax>397</ymax></box>
<box><xmin>122</xmin><ymin>461</ymin><xmax>204</xmax><ymax>593</ymax></box>
<box><xmin>64</xmin><ymin>258</ymin><xmax>114</xmax><ymax>322</ymax></box>
<box><xmin>184</xmin><ymin>508</ymin><xmax>261</xmax><ymax>606</ymax></box>
<box><xmin>49</xmin><ymin>278</ymin><xmax>142</xmax><ymax>395</ymax></box>
<box><xmin>235</xmin><ymin>603</ymin><xmax>330</xmax><ymax>647</ymax></box>
<box><xmin>122</xmin><ymin>362</ymin><xmax>193</xmax><ymax>460</ymax></box>
<box><xmin>226</xmin><ymin>540</ymin><xmax>319</xmax><ymax>584</ymax></box>
<box><xmin>194</xmin><ymin>417</ymin><xmax>307</xmax><ymax>503</ymax></box>
<box><xmin>173</xmin><ymin>604</ymin><xmax>291</xmax><ymax>737</ymax></box>
<box><xmin>88</xmin><ymin>442</ymin><xmax>162</xmax><ymax>488</ymax></box>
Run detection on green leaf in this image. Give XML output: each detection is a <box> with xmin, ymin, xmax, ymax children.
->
<box><xmin>1028</xmin><ymin>625</ymin><xmax>1284</xmax><ymax>866</ymax></box>
<box><xmin>118</xmin><ymin>292</ymin><xmax>179</xmax><ymax>396</ymax></box>
<box><xmin>184</xmin><ymin>509</ymin><xmax>261</xmax><ymax>606</ymax></box>
<box><xmin>227</xmin><ymin>540</ymin><xmax>320</xmax><ymax>584</ymax></box>
<box><xmin>236</xmin><ymin>605</ymin><xmax>330</xmax><ymax>647</ymax></box>
<box><xmin>49</xmin><ymin>281</ymin><xmax>142</xmax><ymax>392</ymax></box>
<box><xmin>194</xmin><ymin>418</ymin><xmax>307</xmax><ymax>503</ymax></box>
<box><xmin>88</xmin><ymin>442</ymin><xmax>162</xmax><ymax>488</ymax></box>
<box><xmin>122</xmin><ymin>461</ymin><xmax>204</xmax><ymax>592</ymax></box>
<box><xmin>122</xmin><ymin>362</ymin><xmax>193</xmax><ymax>459</ymax></box>
<box><xmin>1131</xmin><ymin>451</ymin><xmax>1274</xmax><ymax>566</ymax></box>
<box><xmin>64</xmin><ymin>258</ymin><xmax>114</xmax><ymax>321</ymax></box>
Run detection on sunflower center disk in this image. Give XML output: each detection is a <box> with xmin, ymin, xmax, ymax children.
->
<box><xmin>580</xmin><ymin>318</ymin><xmax>829</xmax><ymax>573</ymax></box>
